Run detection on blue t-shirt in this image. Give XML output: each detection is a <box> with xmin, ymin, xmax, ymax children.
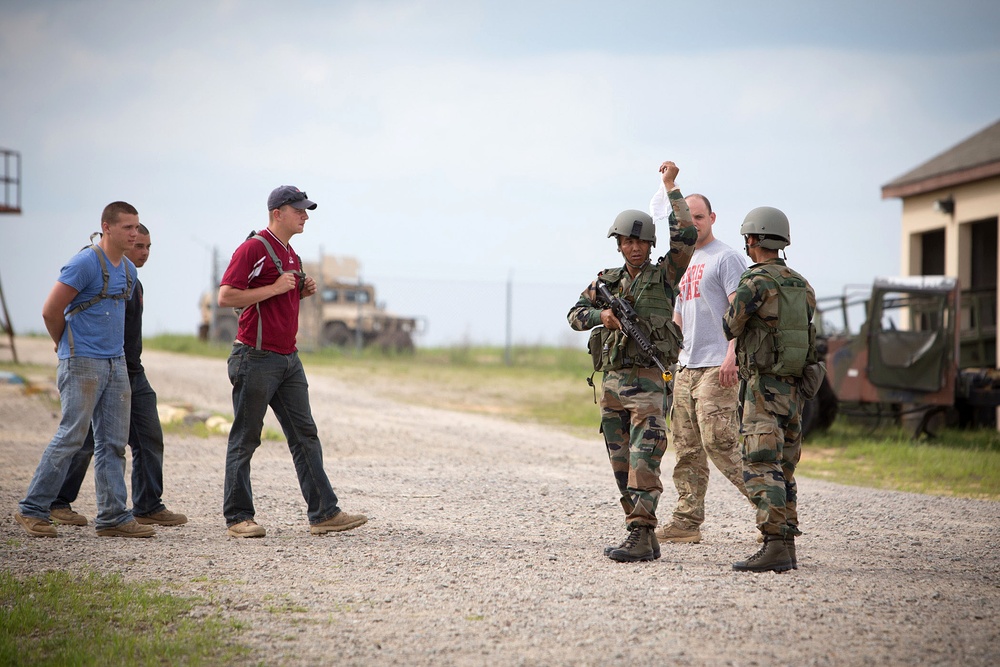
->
<box><xmin>57</xmin><ymin>246</ymin><xmax>137</xmax><ymax>359</ymax></box>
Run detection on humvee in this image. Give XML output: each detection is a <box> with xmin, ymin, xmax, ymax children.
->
<box><xmin>204</xmin><ymin>255</ymin><xmax>421</xmax><ymax>353</ymax></box>
<box><xmin>804</xmin><ymin>276</ymin><xmax>1000</xmax><ymax>438</ymax></box>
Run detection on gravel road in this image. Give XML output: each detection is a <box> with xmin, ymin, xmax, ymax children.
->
<box><xmin>1</xmin><ymin>336</ymin><xmax>998</xmax><ymax>666</ymax></box>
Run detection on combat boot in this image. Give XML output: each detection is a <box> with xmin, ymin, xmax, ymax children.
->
<box><xmin>655</xmin><ymin>522</ymin><xmax>701</xmax><ymax>543</ymax></box>
<box><xmin>784</xmin><ymin>535</ymin><xmax>797</xmax><ymax>569</ymax></box>
<box><xmin>607</xmin><ymin>526</ymin><xmax>656</xmax><ymax>563</ymax></box>
<box><xmin>732</xmin><ymin>535</ymin><xmax>793</xmax><ymax>573</ymax></box>
<box><xmin>605</xmin><ymin>531</ymin><xmax>660</xmax><ymax>559</ymax></box>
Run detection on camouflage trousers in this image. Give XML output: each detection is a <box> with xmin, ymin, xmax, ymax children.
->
<box><xmin>668</xmin><ymin>366</ymin><xmax>749</xmax><ymax>529</ymax></box>
<box><xmin>738</xmin><ymin>374</ymin><xmax>803</xmax><ymax>538</ymax></box>
<box><xmin>600</xmin><ymin>367</ymin><xmax>668</xmax><ymax>529</ymax></box>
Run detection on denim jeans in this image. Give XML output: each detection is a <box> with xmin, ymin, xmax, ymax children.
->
<box><xmin>53</xmin><ymin>371</ymin><xmax>166</xmax><ymax>517</ymax></box>
<box><xmin>223</xmin><ymin>344</ymin><xmax>340</xmax><ymax>526</ymax></box>
<box><xmin>19</xmin><ymin>356</ymin><xmax>132</xmax><ymax>529</ymax></box>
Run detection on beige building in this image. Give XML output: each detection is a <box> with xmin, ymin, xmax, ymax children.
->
<box><xmin>882</xmin><ymin>118</ymin><xmax>1000</xmax><ymax>371</ymax></box>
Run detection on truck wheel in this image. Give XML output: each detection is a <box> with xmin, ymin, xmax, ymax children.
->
<box><xmin>322</xmin><ymin>321</ymin><xmax>352</xmax><ymax>347</ymax></box>
<box><xmin>802</xmin><ymin>397</ymin><xmax>819</xmax><ymax>440</ymax></box>
<box><xmin>373</xmin><ymin>331</ymin><xmax>414</xmax><ymax>353</ymax></box>
<box><xmin>213</xmin><ymin>318</ymin><xmax>238</xmax><ymax>344</ymax></box>
<box><xmin>391</xmin><ymin>331</ymin><xmax>414</xmax><ymax>353</ymax></box>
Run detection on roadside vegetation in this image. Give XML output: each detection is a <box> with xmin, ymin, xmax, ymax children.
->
<box><xmin>142</xmin><ymin>335</ymin><xmax>1000</xmax><ymax>501</ymax></box>
<box><xmin>6</xmin><ymin>335</ymin><xmax>1000</xmax><ymax>500</ymax></box>
<box><xmin>0</xmin><ymin>569</ymin><xmax>247</xmax><ymax>666</ymax></box>
<box><xmin>802</xmin><ymin>419</ymin><xmax>1000</xmax><ymax>499</ymax></box>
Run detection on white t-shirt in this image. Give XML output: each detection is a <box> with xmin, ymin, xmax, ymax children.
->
<box><xmin>675</xmin><ymin>238</ymin><xmax>747</xmax><ymax>368</ymax></box>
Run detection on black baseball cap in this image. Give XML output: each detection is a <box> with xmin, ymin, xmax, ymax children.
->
<box><xmin>267</xmin><ymin>185</ymin><xmax>317</xmax><ymax>211</ymax></box>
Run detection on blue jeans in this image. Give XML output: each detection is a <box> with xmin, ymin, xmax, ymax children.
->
<box><xmin>53</xmin><ymin>371</ymin><xmax>167</xmax><ymax>517</ymax></box>
<box><xmin>223</xmin><ymin>344</ymin><xmax>341</xmax><ymax>526</ymax></box>
<box><xmin>19</xmin><ymin>356</ymin><xmax>133</xmax><ymax>529</ymax></box>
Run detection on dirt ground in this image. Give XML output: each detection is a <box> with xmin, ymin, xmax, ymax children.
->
<box><xmin>1</xmin><ymin>336</ymin><xmax>998</xmax><ymax>666</ymax></box>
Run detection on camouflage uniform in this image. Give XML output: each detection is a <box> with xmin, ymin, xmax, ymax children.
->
<box><xmin>568</xmin><ymin>189</ymin><xmax>696</xmax><ymax>529</ymax></box>
<box><xmin>669</xmin><ymin>366</ymin><xmax>747</xmax><ymax>528</ymax></box>
<box><xmin>723</xmin><ymin>258</ymin><xmax>816</xmax><ymax>538</ymax></box>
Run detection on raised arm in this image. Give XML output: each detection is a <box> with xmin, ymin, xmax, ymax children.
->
<box><xmin>657</xmin><ymin>161</ymin><xmax>697</xmax><ymax>287</ymax></box>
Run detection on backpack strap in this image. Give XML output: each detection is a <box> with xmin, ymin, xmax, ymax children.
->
<box><xmin>64</xmin><ymin>244</ymin><xmax>133</xmax><ymax>357</ymax></box>
<box><xmin>243</xmin><ymin>232</ymin><xmax>305</xmax><ymax>350</ymax></box>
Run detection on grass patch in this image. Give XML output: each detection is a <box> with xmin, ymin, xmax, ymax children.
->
<box><xmin>301</xmin><ymin>342</ymin><xmax>602</xmax><ymax>437</ymax></box>
<box><xmin>802</xmin><ymin>419</ymin><xmax>1000</xmax><ymax>499</ymax></box>
<box><xmin>144</xmin><ymin>333</ymin><xmax>232</xmax><ymax>359</ymax></box>
<box><xmin>0</xmin><ymin>569</ymin><xmax>247</xmax><ymax>666</ymax></box>
<box><xmin>145</xmin><ymin>335</ymin><xmax>602</xmax><ymax>436</ymax></box>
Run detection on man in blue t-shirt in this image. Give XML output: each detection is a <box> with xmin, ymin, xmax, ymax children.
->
<box><xmin>49</xmin><ymin>224</ymin><xmax>187</xmax><ymax>528</ymax></box>
<box><xmin>15</xmin><ymin>201</ymin><xmax>154</xmax><ymax>538</ymax></box>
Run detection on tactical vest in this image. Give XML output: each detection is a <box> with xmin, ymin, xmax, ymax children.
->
<box><xmin>589</xmin><ymin>265</ymin><xmax>681</xmax><ymax>372</ymax></box>
<box><xmin>736</xmin><ymin>263</ymin><xmax>814</xmax><ymax>378</ymax></box>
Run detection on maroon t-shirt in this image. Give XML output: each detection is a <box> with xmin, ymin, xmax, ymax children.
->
<box><xmin>220</xmin><ymin>229</ymin><xmax>301</xmax><ymax>354</ymax></box>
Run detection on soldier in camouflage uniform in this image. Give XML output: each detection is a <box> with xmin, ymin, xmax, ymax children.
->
<box><xmin>723</xmin><ymin>206</ymin><xmax>817</xmax><ymax>573</ymax></box>
<box><xmin>567</xmin><ymin>161</ymin><xmax>697</xmax><ymax>563</ymax></box>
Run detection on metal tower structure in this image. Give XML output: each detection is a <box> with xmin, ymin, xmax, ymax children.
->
<box><xmin>1</xmin><ymin>148</ymin><xmax>22</xmax><ymax>363</ymax></box>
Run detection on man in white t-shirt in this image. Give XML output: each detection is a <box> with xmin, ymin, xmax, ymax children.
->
<box><xmin>649</xmin><ymin>187</ymin><xmax>751</xmax><ymax>543</ymax></box>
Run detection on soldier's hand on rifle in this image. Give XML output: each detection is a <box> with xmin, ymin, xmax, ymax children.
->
<box><xmin>600</xmin><ymin>308</ymin><xmax>622</xmax><ymax>331</ymax></box>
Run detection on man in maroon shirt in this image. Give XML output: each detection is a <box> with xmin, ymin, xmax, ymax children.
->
<box><xmin>218</xmin><ymin>185</ymin><xmax>367</xmax><ymax>538</ymax></box>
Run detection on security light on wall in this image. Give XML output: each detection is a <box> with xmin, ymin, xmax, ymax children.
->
<box><xmin>933</xmin><ymin>195</ymin><xmax>955</xmax><ymax>215</ymax></box>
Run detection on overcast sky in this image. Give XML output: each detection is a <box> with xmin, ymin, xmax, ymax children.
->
<box><xmin>2</xmin><ymin>1</ymin><xmax>999</xmax><ymax>347</ymax></box>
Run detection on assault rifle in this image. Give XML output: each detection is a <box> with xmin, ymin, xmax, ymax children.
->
<box><xmin>595</xmin><ymin>281</ymin><xmax>671</xmax><ymax>383</ymax></box>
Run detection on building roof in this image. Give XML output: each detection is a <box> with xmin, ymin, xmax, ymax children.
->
<box><xmin>881</xmin><ymin>118</ymin><xmax>1000</xmax><ymax>199</ymax></box>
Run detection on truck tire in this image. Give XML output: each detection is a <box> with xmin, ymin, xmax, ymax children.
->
<box><xmin>322</xmin><ymin>321</ymin><xmax>352</xmax><ymax>347</ymax></box>
<box><xmin>802</xmin><ymin>377</ymin><xmax>838</xmax><ymax>440</ymax></box>
<box><xmin>389</xmin><ymin>331</ymin><xmax>414</xmax><ymax>353</ymax></box>
<box><xmin>213</xmin><ymin>317</ymin><xmax>238</xmax><ymax>344</ymax></box>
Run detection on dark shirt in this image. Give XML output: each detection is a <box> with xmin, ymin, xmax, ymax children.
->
<box><xmin>124</xmin><ymin>279</ymin><xmax>144</xmax><ymax>376</ymax></box>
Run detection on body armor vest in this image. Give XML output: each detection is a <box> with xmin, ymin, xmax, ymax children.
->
<box><xmin>589</xmin><ymin>265</ymin><xmax>681</xmax><ymax>372</ymax></box>
<box><xmin>737</xmin><ymin>264</ymin><xmax>813</xmax><ymax>378</ymax></box>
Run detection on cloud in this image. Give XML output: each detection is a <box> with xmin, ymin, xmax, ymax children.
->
<box><xmin>2</xmin><ymin>2</ymin><xmax>999</xmax><ymax>346</ymax></box>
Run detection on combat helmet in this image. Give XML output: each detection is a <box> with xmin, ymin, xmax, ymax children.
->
<box><xmin>608</xmin><ymin>209</ymin><xmax>656</xmax><ymax>247</ymax></box>
<box><xmin>740</xmin><ymin>206</ymin><xmax>790</xmax><ymax>250</ymax></box>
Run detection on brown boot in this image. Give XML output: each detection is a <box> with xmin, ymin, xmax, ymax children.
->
<box><xmin>607</xmin><ymin>526</ymin><xmax>656</xmax><ymax>563</ymax></box>
<box><xmin>784</xmin><ymin>535</ymin><xmax>797</xmax><ymax>569</ymax></box>
<box><xmin>732</xmin><ymin>536</ymin><xmax>793</xmax><ymax>573</ymax></box>
<box><xmin>655</xmin><ymin>522</ymin><xmax>701</xmax><ymax>543</ymax></box>
<box><xmin>135</xmin><ymin>509</ymin><xmax>187</xmax><ymax>526</ymax></box>
<box><xmin>50</xmin><ymin>506</ymin><xmax>88</xmax><ymax>526</ymax></box>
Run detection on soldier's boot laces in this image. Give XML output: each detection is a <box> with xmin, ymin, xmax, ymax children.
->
<box><xmin>732</xmin><ymin>536</ymin><xmax>794</xmax><ymax>573</ymax></box>
<box><xmin>607</xmin><ymin>526</ymin><xmax>656</xmax><ymax>563</ymax></box>
<box><xmin>605</xmin><ymin>529</ymin><xmax>662</xmax><ymax>559</ymax></box>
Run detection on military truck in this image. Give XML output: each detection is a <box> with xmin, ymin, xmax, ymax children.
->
<box><xmin>204</xmin><ymin>254</ymin><xmax>421</xmax><ymax>353</ymax></box>
<box><xmin>803</xmin><ymin>276</ymin><xmax>1000</xmax><ymax>438</ymax></box>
